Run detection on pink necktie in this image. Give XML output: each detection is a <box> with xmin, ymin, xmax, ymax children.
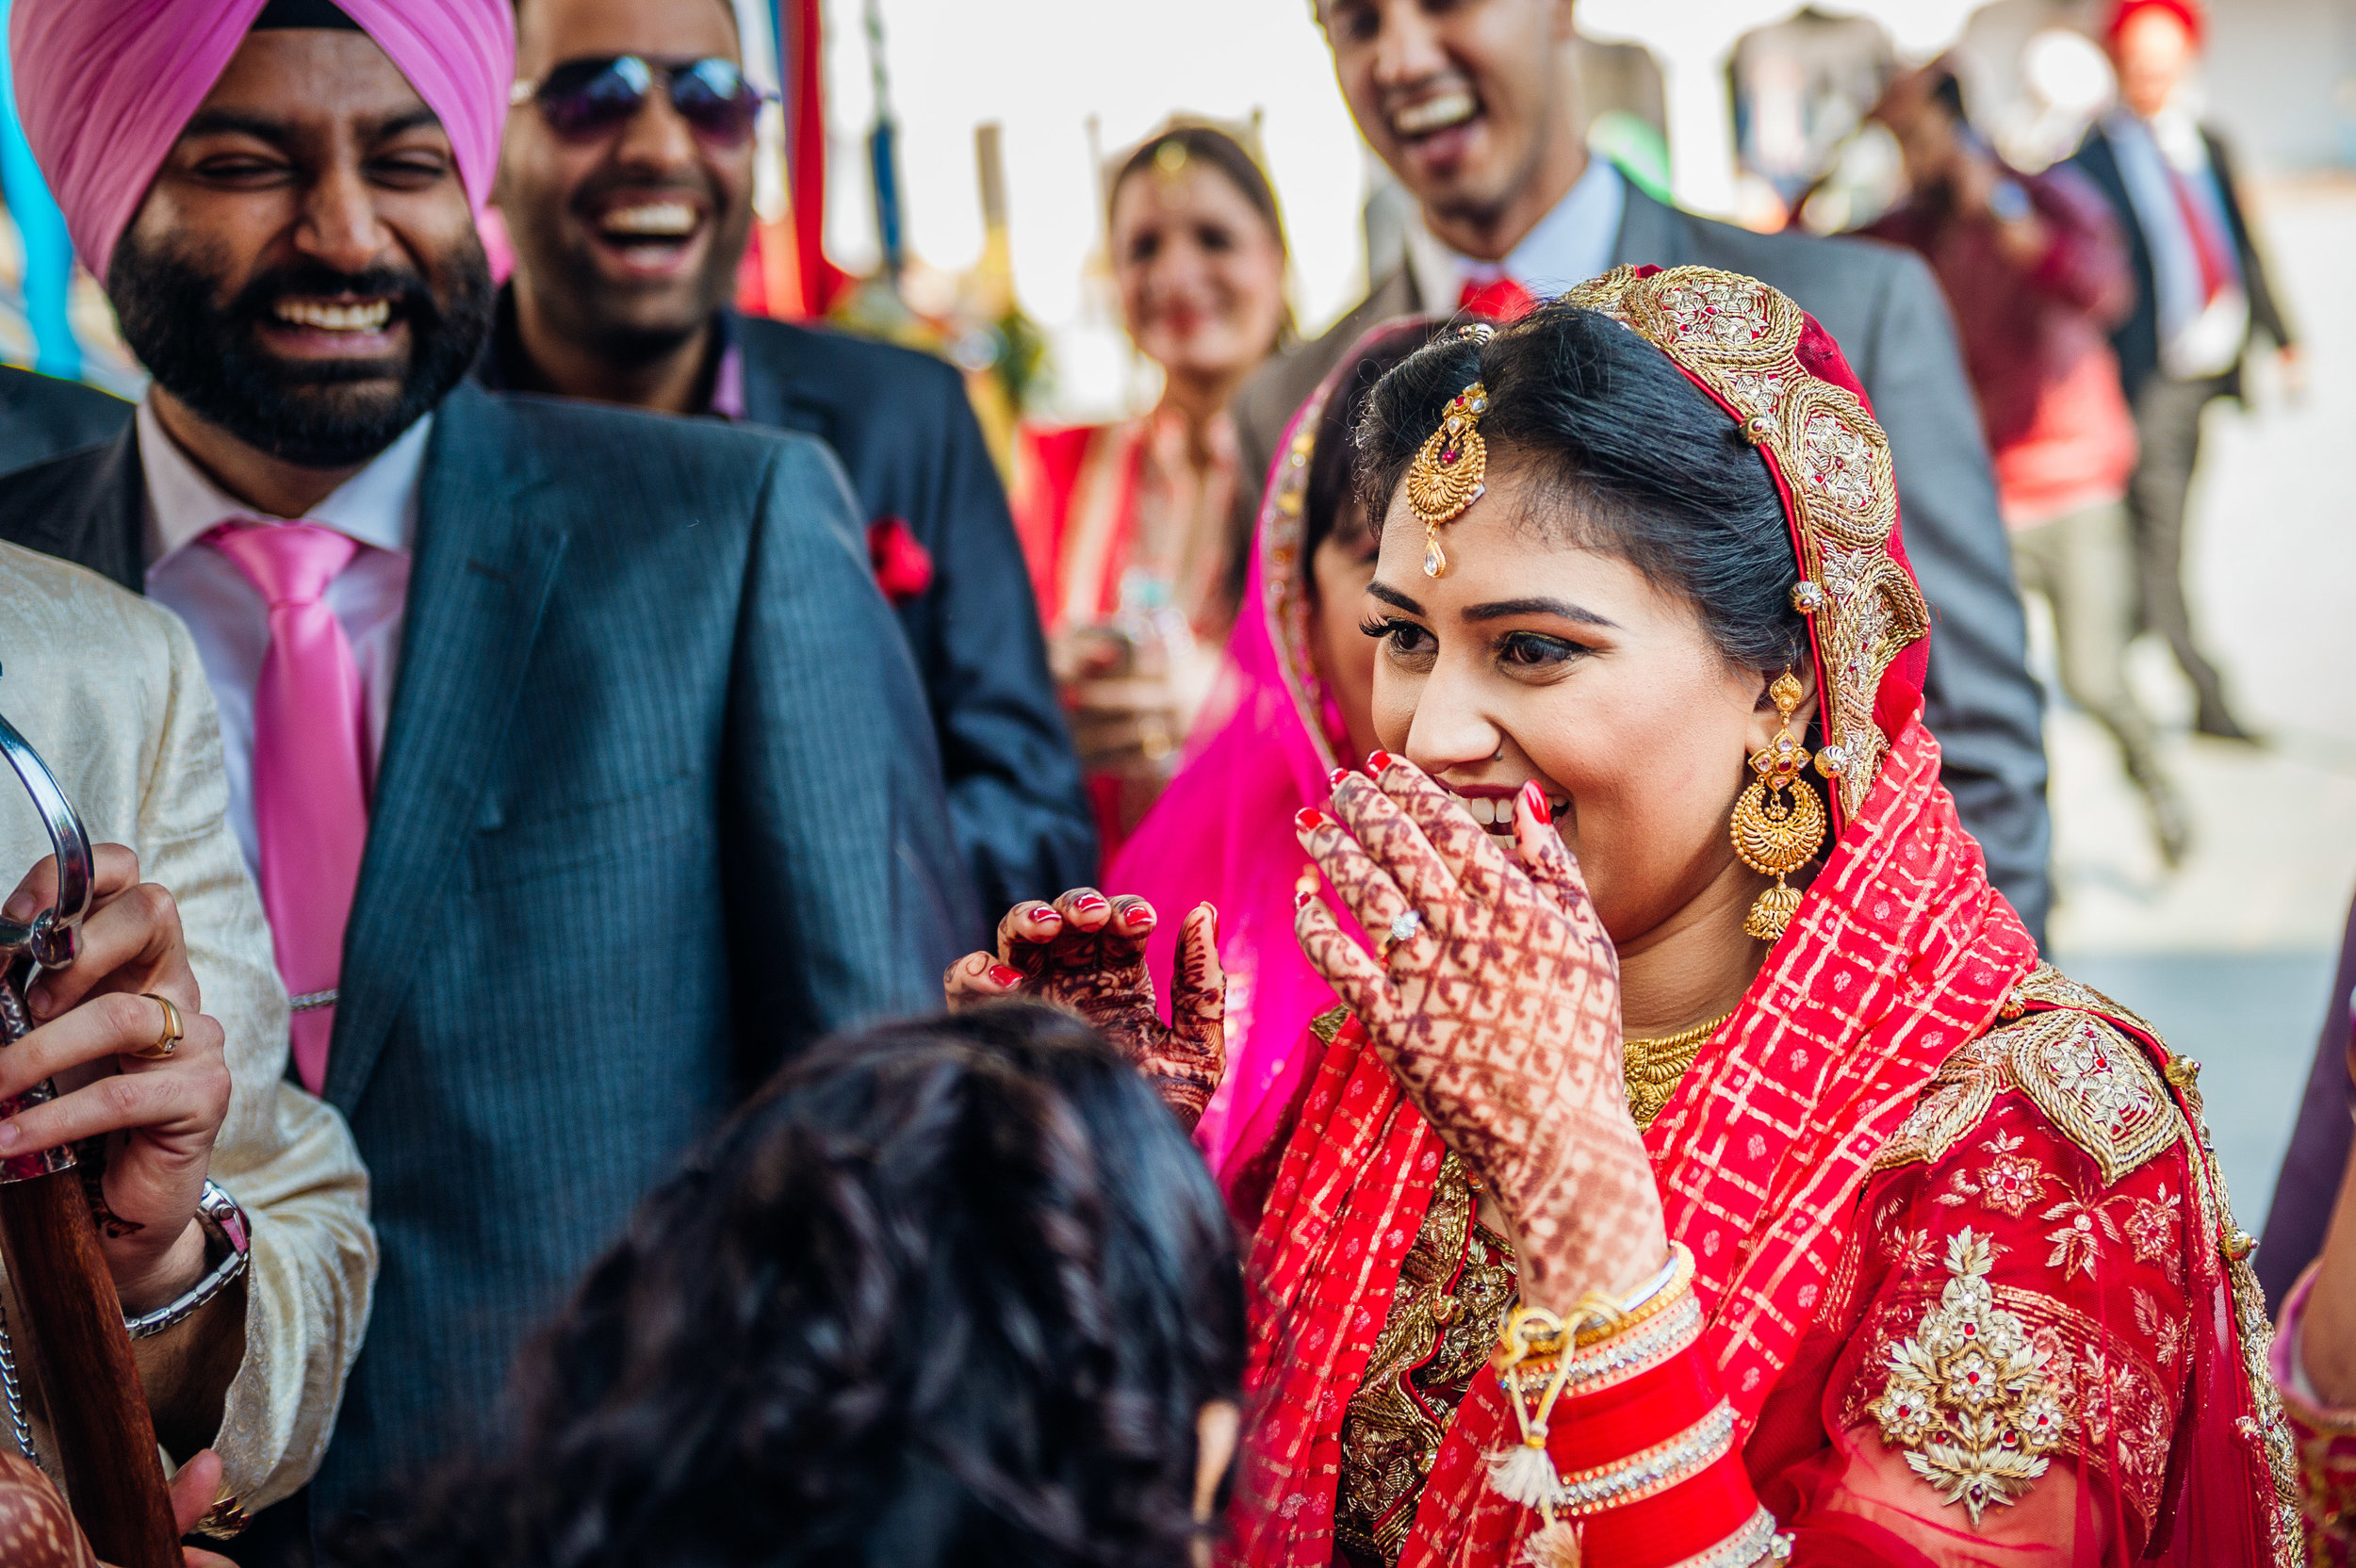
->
<box><xmin>205</xmin><ymin>521</ymin><xmax>370</xmax><ymax>1095</ymax></box>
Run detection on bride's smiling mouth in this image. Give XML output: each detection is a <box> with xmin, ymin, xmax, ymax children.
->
<box><xmin>1444</xmin><ymin>781</ymin><xmax>1566</xmax><ymax>836</ymax></box>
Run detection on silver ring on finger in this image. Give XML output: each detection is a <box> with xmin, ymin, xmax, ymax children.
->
<box><xmin>1380</xmin><ymin>909</ymin><xmax>1425</xmax><ymax>958</ymax></box>
<box><xmin>128</xmin><ymin>993</ymin><xmax>184</xmax><ymax>1061</ymax></box>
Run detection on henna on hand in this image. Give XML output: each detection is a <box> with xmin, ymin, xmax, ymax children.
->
<box><xmin>942</xmin><ymin>890</ymin><xmax>1226</xmax><ymax>1128</ymax></box>
<box><xmin>1294</xmin><ymin>762</ymin><xmax>1669</xmax><ymax>1306</ymax></box>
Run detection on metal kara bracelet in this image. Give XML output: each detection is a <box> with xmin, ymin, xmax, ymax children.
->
<box><xmin>123</xmin><ymin>1181</ymin><xmax>251</xmax><ymax>1340</ymax></box>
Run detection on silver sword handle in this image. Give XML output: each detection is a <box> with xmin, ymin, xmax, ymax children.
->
<box><xmin>0</xmin><ymin>707</ymin><xmax>91</xmax><ymax>972</ymax></box>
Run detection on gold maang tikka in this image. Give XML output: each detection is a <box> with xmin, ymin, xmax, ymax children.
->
<box><xmin>1404</xmin><ymin>381</ymin><xmax>1489</xmax><ymax>577</ymax></box>
<box><xmin>1729</xmin><ymin>670</ymin><xmax>1826</xmax><ymax>942</ymax></box>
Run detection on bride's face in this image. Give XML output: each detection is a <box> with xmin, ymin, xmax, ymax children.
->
<box><xmin>1360</xmin><ymin>462</ymin><xmax>1814</xmax><ymax>950</ymax></box>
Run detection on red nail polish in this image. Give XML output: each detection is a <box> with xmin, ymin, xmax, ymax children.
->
<box><xmin>987</xmin><ymin>964</ymin><xmax>1023</xmax><ymax>988</ymax></box>
<box><xmin>1129</xmin><ymin>903</ymin><xmax>1158</xmax><ymax>930</ymax></box>
<box><xmin>1329</xmin><ymin>767</ymin><xmax>1351</xmax><ymax>789</ymax></box>
<box><xmin>1294</xmin><ymin>887</ymin><xmax>1315</xmax><ymax>909</ymax></box>
<box><xmin>1367</xmin><ymin>750</ymin><xmax>1393</xmax><ymax>774</ymax></box>
<box><xmin>1072</xmin><ymin>892</ymin><xmax>1108</xmax><ymax>912</ymax></box>
<box><xmin>1521</xmin><ymin>780</ymin><xmax>1552</xmax><ymax>825</ymax></box>
<box><xmin>1295</xmin><ymin>808</ymin><xmax>1331</xmax><ymax>832</ymax></box>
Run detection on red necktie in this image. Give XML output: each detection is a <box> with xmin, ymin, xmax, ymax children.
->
<box><xmin>2166</xmin><ymin>166</ymin><xmax>2236</xmax><ymax>304</ymax></box>
<box><xmin>205</xmin><ymin>520</ymin><xmax>371</xmax><ymax>1095</ymax></box>
<box><xmin>1458</xmin><ymin>275</ymin><xmax>1538</xmax><ymax>323</ymax></box>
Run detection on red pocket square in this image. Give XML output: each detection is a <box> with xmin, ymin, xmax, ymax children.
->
<box><xmin>866</xmin><ymin>515</ymin><xmax>934</xmax><ymax>605</ymax></box>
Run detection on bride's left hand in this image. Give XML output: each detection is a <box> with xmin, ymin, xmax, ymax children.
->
<box><xmin>1294</xmin><ymin>758</ymin><xmax>1669</xmax><ymax>1309</ymax></box>
<box><xmin>944</xmin><ymin>889</ymin><xmax>1226</xmax><ymax>1128</ymax></box>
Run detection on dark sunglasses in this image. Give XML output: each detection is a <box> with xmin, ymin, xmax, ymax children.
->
<box><xmin>510</xmin><ymin>56</ymin><xmax>774</xmax><ymax>145</ymax></box>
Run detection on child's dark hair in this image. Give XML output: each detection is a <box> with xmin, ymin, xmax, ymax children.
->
<box><xmin>328</xmin><ymin>1003</ymin><xmax>1243</xmax><ymax>1568</ymax></box>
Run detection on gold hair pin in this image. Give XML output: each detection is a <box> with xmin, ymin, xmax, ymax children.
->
<box><xmin>1404</xmin><ymin>381</ymin><xmax>1489</xmax><ymax>577</ymax></box>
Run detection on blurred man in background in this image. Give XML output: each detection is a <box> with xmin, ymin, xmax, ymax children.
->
<box><xmin>2069</xmin><ymin>0</ymin><xmax>2296</xmax><ymax>743</ymax></box>
<box><xmin>489</xmin><ymin>0</ymin><xmax>1092</xmax><ymax>922</ymax></box>
<box><xmin>1234</xmin><ymin>0</ymin><xmax>2057</xmax><ymax>943</ymax></box>
<box><xmin>1869</xmin><ymin>64</ymin><xmax>2188</xmax><ymax>868</ymax></box>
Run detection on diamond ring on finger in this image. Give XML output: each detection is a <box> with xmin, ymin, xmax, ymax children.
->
<box><xmin>1382</xmin><ymin>909</ymin><xmax>1425</xmax><ymax>956</ymax></box>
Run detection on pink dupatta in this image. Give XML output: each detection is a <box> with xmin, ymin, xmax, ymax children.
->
<box><xmin>1105</xmin><ymin>384</ymin><xmax>1345</xmax><ymax>1188</ymax></box>
<box><xmin>1106</xmin><ymin>329</ymin><xmax>1432</xmax><ymax>1190</ymax></box>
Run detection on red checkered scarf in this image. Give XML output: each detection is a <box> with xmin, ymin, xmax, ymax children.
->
<box><xmin>1227</xmin><ymin>716</ymin><xmax>2039</xmax><ymax>1567</ymax></box>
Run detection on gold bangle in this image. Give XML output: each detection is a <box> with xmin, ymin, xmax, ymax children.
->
<box><xmin>1494</xmin><ymin>1244</ymin><xmax>1696</xmax><ymax>1371</ymax></box>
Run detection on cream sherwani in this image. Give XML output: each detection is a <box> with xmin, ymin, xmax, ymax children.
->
<box><xmin>0</xmin><ymin>539</ymin><xmax>374</xmax><ymax>1520</ymax></box>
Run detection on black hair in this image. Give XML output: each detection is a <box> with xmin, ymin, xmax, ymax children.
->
<box><xmin>1303</xmin><ymin>319</ymin><xmax>1444</xmax><ymax>566</ymax></box>
<box><xmin>325</xmin><ymin>1003</ymin><xmax>1244</xmax><ymax>1568</ymax></box>
<box><xmin>1355</xmin><ymin>302</ymin><xmax>1808</xmax><ymax>673</ymax></box>
<box><xmin>252</xmin><ymin>0</ymin><xmax>360</xmax><ymax>28</ymax></box>
<box><xmin>1107</xmin><ymin>124</ymin><xmax>1288</xmax><ymax>258</ymax></box>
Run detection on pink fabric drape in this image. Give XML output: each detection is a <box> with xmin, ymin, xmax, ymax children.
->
<box><xmin>10</xmin><ymin>0</ymin><xmax>514</xmax><ymax>282</ymax></box>
<box><xmin>1104</xmin><ymin>349</ymin><xmax>1370</xmax><ymax>1191</ymax></box>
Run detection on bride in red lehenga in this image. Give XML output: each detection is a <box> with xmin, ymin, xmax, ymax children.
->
<box><xmin>948</xmin><ymin>266</ymin><xmax>2297</xmax><ymax>1567</ymax></box>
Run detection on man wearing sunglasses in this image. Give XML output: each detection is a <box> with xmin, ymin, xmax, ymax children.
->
<box><xmin>488</xmin><ymin>0</ymin><xmax>1094</xmax><ymax>922</ymax></box>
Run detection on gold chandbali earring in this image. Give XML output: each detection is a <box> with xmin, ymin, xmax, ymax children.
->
<box><xmin>1404</xmin><ymin>381</ymin><xmax>1489</xmax><ymax>577</ymax></box>
<box><xmin>1729</xmin><ymin>670</ymin><xmax>1825</xmax><ymax>942</ymax></box>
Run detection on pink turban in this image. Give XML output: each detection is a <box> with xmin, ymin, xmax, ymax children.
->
<box><xmin>9</xmin><ymin>0</ymin><xmax>515</xmax><ymax>285</ymax></box>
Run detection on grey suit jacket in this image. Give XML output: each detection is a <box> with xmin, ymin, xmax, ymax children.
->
<box><xmin>0</xmin><ymin>383</ymin><xmax>969</xmax><ymax>1511</ymax></box>
<box><xmin>1231</xmin><ymin>186</ymin><xmax>2053</xmax><ymax>941</ymax></box>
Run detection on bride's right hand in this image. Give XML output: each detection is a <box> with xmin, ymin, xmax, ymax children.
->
<box><xmin>944</xmin><ymin>889</ymin><xmax>1226</xmax><ymax>1128</ymax></box>
<box><xmin>1293</xmin><ymin>758</ymin><xmax>1668</xmax><ymax>1309</ymax></box>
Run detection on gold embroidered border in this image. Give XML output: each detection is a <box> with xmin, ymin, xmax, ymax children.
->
<box><xmin>2169</xmin><ymin>1063</ymin><xmax>2304</xmax><ymax>1563</ymax></box>
<box><xmin>1562</xmin><ymin>266</ymin><xmax>1929</xmax><ymax>822</ymax></box>
<box><xmin>1335</xmin><ymin>1152</ymin><xmax>1519</xmax><ymax>1563</ymax></box>
<box><xmin>1871</xmin><ymin>972</ymin><xmax>2187</xmax><ymax>1185</ymax></box>
<box><xmin>1260</xmin><ymin>384</ymin><xmax>1344</xmax><ymax>779</ymax></box>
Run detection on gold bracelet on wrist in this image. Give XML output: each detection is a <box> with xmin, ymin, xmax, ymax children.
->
<box><xmin>1493</xmin><ymin>1242</ymin><xmax>1695</xmax><ymax>1372</ymax></box>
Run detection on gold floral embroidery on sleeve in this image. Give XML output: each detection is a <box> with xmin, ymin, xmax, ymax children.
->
<box><xmin>1866</xmin><ymin>1229</ymin><xmax>2070</xmax><ymax>1523</ymax></box>
<box><xmin>1873</xmin><ymin>975</ymin><xmax>2186</xmax><ymax>1185</ymax></box>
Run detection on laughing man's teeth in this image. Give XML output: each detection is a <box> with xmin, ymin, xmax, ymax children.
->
<box><xmin>1394</xmin><ymin>90</ymin><xmax>1477</xmax><ymax>138</ymax></box>
<box><xmin>602</xmin><ymin>202</ymin><xmax>697</xmax><ymax>237</ymax></box>
<box><xmin>274</xmin><ymin>299</ymin><xmax>390</xmax><ymax>332</ymax></box>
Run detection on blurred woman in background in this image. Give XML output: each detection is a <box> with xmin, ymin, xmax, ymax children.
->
<box><xmin>1014</xmin><ymin>122</ymin><xmax>1291</xmax><ymax>860</ymax></box>
<box><xmin>1105</xmin><ymin>318</ymin><xmax>1436</xmax><ymax>1207</ymax></box>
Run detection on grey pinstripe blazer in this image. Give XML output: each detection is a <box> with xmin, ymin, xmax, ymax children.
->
<box><xmin>0</xmin><ymin>381</ymin><xmax>969</xmax><ymax>1511</ymax></box>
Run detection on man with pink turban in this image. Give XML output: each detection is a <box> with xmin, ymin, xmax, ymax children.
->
<box><xmin>0</xmin><ymin>0</ymin><xmax>968</xmax><ymax>1540</ymax></box>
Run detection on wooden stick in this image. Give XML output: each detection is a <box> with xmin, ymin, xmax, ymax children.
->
<box><xmin>0</xmin><ymin>1168</ymin><xmax>179</xmax><ymax>1568</ymax></box>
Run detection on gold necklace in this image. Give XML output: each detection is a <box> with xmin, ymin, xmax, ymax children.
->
<box><xmin>1622</xmin><ymin>1009</ymin><xmax>1738</xmax><ymax>1130</ymax></box>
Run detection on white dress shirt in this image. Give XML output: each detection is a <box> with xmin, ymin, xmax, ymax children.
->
<box><xmin>1405</xmin><ymin>155</ymin><xmax>1628</xmax><ymax>309</ymax></box>
<box><xmin>139</xmin><ymin>400</ymin><xmax>430</xmax><ymax>880</ymax></box>
<box><xmin>2101</xmin><ymin>105</ymin><xmax>2250</xmax><ymax>381</ymax></box>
